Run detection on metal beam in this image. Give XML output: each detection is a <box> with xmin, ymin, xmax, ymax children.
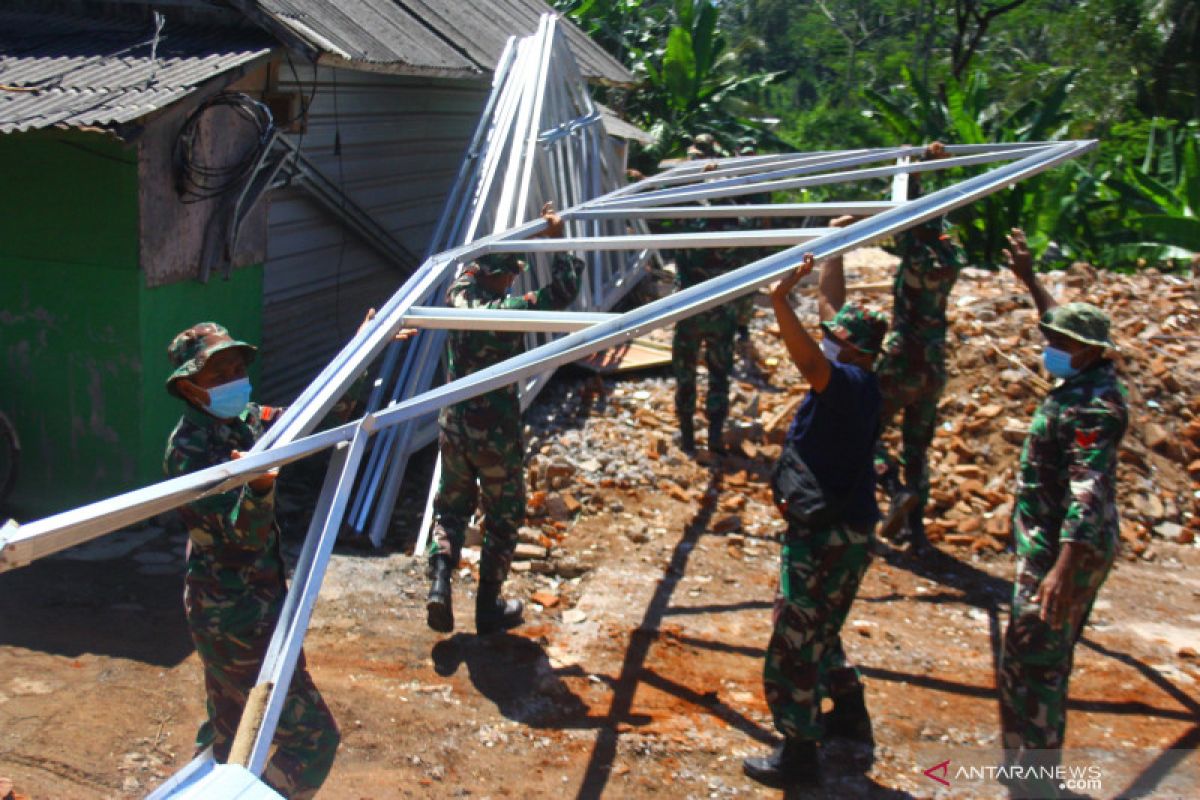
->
<box><xmin>402</xmin><ymin>307</ymin><xmax>618</xmax><ymax>333</ymax></box>
<box><xmin>570</xmin><ymin>202</ymin><xmax>896</xmax><ymax>219</ymax></box>
<box><xmin>484</xmin><ymin>228</ymin><xmax>834</xmax><ymax>252</ymax></box>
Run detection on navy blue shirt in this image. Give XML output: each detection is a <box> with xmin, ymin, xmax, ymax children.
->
<box><xmin>785</xmin><ymin>360</ymin><xmax>882</xmax><ymax>527</ymax></box>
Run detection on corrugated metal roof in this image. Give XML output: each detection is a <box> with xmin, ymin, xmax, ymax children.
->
<box><xmin>598</xmin><ymin>103</ymin><xmax>654</xmax><ymax>145</ymax></box>
<box><xmin>249</xmin><ymin>0</ymin><xmax>634</xmax><ymax>85</ymax></box>
<box><xmin>0</xmin><ymin>10</ymin><xmax>272</xmax><ymax>134</ymax></box>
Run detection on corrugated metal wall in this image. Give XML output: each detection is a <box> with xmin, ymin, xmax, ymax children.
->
<box><xmin>261</xmin><ymin>63</ymin><xmax>488</xmax><ymax>403</ymax></box>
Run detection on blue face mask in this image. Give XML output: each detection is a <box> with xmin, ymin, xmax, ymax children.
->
<box><xmin>203</xmin><ymin>377</ymin><xmax>252</xmax><ymax>419</ymax></box>
<box><xmin>1042</xmin><ymin>346</ymin><xmax>1079</xmax><ymax>379</ymax></box>
<box><xmin>820</xmin><ymin>337</ymin><xmax>843</xmax><ymax>363</ymax></box>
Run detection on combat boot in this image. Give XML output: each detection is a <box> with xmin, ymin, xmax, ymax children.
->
<box><xmin>878</xmin><ymin>489</ymin><xmax>918</xmax><ymax>542</ymax></box>
<box><xmin>742</xmin><ymin>738</ymin><xmax>820</xmax><ymax>789</ymax></box>
<box><xmin>824</xmin><ymin>686</ymin><xmax>874</xmax><ymax>744</ymax></box>
<box><xmin>476</xmin><ymin>579</ymin><xmax>523</xmax><ymax>635</ymax></box>
<box><xmin>679</xmin><ymin>416</ymin><xmax>696</xmax><ymax>454</ymax></box>
<box><xmin>426</xmin><ymin>555</ymin><xmax>455</xmax><ymax>633</ymax></box>
<box><xmin>906</xmin><ymin>505</ymin><xmax>931</xmax><ymax>554</ymax></box>
<box><xmin>707</xmin><ymin>410</ymin><xmax>727</xmax><ymax>454</ymax></box>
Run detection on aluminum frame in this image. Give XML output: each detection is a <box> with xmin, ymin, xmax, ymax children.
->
<box><xmin>0</xmin><ymin>15</ymin><xmax>1098</xmax><ymax>799</ymax></box>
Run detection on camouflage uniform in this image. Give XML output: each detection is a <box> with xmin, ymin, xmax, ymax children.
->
<box><xmin>875</xmin><ymin>221</ymin><xmax>966</xmax><ymax>507</ymax></box>
<box><xmin>1000</xmin><ymin>356</ymin><xmax>1128</xmax><ymax>754</ymax></box>
<box><xmin>764</xmin><ymin>520</ymin><xmax>873</xmax><ymax>740</ymax></box>
<box><xmin>164</xmin><ymin>323</ymin><xmax>338</xmax><ymax>799</ymax></box>
<box><xmin>763</xmin><ymin>310</ymin><xmax>885</xmax><ymax>744</ymax></box>
<box><xmin>429</xmin><ymin>254</ymin><xmax>583</xmax><ymax>582</ymax></box>
<box><xmin>672</xmin><ymin>211</ymin><xmax>740</xmax><ymax>429</ymax></box>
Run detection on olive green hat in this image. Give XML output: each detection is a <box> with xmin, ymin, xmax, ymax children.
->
<box><xmin>475</xmin><ymin>253</ymin><xmax>527</xmax><ymax>275</ymax></box>
<box><xmin>166</xmin><ymin>322</ymin><xmax>256</xmax><ymax>397</ymax></box>
<box><xmin>687</xmin><ymin>133</ymin><xmax>721</xmax><ymax>158</ymax></box>
<box><xmin>821</xmin><ymin>303</ymin><xmax>889</xmax><ymax>356</ymax></box>
<box><xmin>1039</xmin><ymin>302</ymin><xmax>1114</xmax><ymax>349</ymax></box>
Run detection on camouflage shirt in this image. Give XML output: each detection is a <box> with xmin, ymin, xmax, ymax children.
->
<box><xmin>1013</xmin><ymin>360</ymin><xmax>1129</xmax><ymax>558</ymax></box>
<box><xmin>164</xmin><ymin>402</ymin><xmax>285</xmax><ymax>591</ymax></box>
<box><xmin>675</xmin><ymin>200</ymin><xmax>743</xmax><ymax>288</ymax></box>
<box><xmin>442</xmin><ymin>254</ymin><xmax>584</xmax><ymax>424</ymax></box>
<box><xmin>889</xmin><ymin>223</ymin><xmax>967</xmax><ymax>343</ymax></box>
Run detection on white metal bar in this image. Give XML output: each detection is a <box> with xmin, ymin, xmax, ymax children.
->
<box><xmin>0</xmin><ymin>423</ymin><xmax>354</xmax><ymax>571</ymax></box>
<box><xmin>597</xmin><ymin>144</ymin><xmax>1053</xmax><ymax>209</ymax></box>
<box><xmin>571</xmin><ymin>202</ymin><xmax>896</xmax><ymax>219</ymax></box>
<box><xmin>412</xmin><ymin>455</ymin><xmax>442</xmax><ymax>556</ymax></box>
<box><xmin>247</xmin><ymin>426</ymin><xmax>370</xmax><ymax>773</ymax></box>
<box><xmin>367</xmin><ymin>141</ymin><xmax>1095</xmax><ymax>436</ymax></box>
<box><xmin>485</xmin><ymin>228</ymin><xmax>833</xmax><ymax>252</ymax></box>
<box><xmin>402</xmin><ymin>308</ymin><xmax>617</xmax><ymax>333</ymax></box>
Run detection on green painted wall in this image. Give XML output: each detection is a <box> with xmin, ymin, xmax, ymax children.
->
<box><xmin>0</xmin><ymin>130</ymin><xmax>263</xmax><ymax>519</ymax></box>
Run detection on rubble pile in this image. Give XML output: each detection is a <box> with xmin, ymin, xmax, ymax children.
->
<box><xmin>516</xmin><ymin>250</ymin><xmax>1198</xmax><ymax>563</ymax></box>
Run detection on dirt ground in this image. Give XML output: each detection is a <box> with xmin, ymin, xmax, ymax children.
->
<box><xmin>2</xmin><ymin>253</ymin><xmax>1198</xmax><ymax>799</ymax></box>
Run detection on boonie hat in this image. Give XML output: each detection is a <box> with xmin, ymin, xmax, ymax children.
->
<box><xmin>476</xmin><ymin>253</ymin><xmax>527</xmax><ymax>276</ymax></box>
<box><xmin>821</xmin><ymin>303</ymin><xmax>888</xmax><ymax>356</ymax></box>
<box><xmin>687</xmin><ymin>133</ymin><xmax>720</xmax><ymax>158</ymax></box>
<box><xmin>1039</xmin><ymin>302</ymin><xmax>1114</xmax><ymax>349</ymax></box>
<box><xmin>166</xmin><ymin>322</ymin><xmax>256</xmax><ymax>396</ymax></box>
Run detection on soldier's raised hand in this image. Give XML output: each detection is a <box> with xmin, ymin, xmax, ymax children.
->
<box><xmin>1002</xmin><ymin>228</ymin><xmax>1034</xmax><ymax>281</ymax></box>
<box><xmin>538</xmin><ymin>202</ymin><xmax>565</xmax><ymax>239</ymax></box>
<box><xmin>772</xmin><ymin>253</ymin><xmax>815</xmax><ymax>300</ymax></box>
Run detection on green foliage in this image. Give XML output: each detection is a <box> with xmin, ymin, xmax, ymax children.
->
<box><xmin>863</xmin><ymin>66</ymin><xmax>1076</xmax><ymax>266</ymax></box>
<box><xmin>554</xmin><ymin>0</ymin><xmax>783</xmax><ymax>170</ymax></box>
<box><xmin>556</xmin><ymin>0</ymin><xmax>1199</xmax><ymax>270</ymax></box>
<box><xmin>1102</xmin><ymin>121</ymin><xmax>1200</xmax><ymax>259</ymax></box>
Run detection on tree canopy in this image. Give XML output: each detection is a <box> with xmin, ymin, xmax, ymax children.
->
<box><xmin>555</xmin><ymin>0</ymin><xmax>1199</xmax><ymax>268</ymax></box>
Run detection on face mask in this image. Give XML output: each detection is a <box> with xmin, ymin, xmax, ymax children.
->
<box><xmin>203</xmin><ymin>377</ymin><xmax>252</xmax><ymax>419</ymax></box>
<box><xmin>820</xmin><ymin>336</ymin><xmax>842</xmax><ymax>362</ymax></box>
<box><xmin>1042</xmin><ymin>346</ymin><xmax>1079</xmax><ymax>379</ymax></box>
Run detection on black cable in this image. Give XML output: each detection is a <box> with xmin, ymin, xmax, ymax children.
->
<box><xmin>173</xmin><ymin>92</ymin><xmax>274</xmax><ymax>204</ymax></box>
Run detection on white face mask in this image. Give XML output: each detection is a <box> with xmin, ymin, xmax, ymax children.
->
<box><xmin>820</xmin><ymin>336</ymin><xmax>842</xmax><ymax>362</ymax></box>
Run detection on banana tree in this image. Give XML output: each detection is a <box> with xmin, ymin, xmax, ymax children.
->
<box><xmin>1103</xmin><ymin>121</ymin><xmax>1200</xmax><ymax>258</ymax></box>
<box><xmin>863</xmin><ymin>66</ymin><xmax>1076</xmax><ymax>265</ymax></box>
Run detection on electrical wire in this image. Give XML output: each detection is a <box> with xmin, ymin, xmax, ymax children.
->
<box><xmin>173</xmin><ymin>92</ymin><xmax>274</xmax><ymax>204</ymax></box>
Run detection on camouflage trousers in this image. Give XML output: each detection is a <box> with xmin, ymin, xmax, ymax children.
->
<box><xmin>429</xmin><ymin>413</ymin><xmax>525</xmax><ymax>583</ymax></box>
<box><xmin>874</xmin><ymin>333</ymin><xmax>948</xmax><ymax>506</ymax></box>
<box><xmin>763</xmin><ymin>520</ymin><xmax>872</xmax><ymax>741</ymax></box>
<box><xmin>734</xmin><ymin>294</ymin><xmax>755</xmax><ymax>330</ymax></box>
<box><xmin>186</xmin><ymin>583</ymin><xmax>340</xmax><ymax>799</ymax></box>
<box><xmin>673</xmin><ymin>306</ymin><xmax>736</xmax><ymax>423</ymax></box>
<box><xmin>999</xmin><ymin>547</ymin><xmax>1113</xmax><ymax>751</ymax></box>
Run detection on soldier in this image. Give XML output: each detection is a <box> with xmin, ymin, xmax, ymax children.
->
<box><xmin>874</xmin><ymin>141</ymin><xmax>967</xmax><ymax>549</ymax></box>
<box><xmin>673</xmin><ymin>133</ymin><xmax>740</xmax><ymax>454</ymax></box>
<box><xmin>164</xmin><ymin>322</ymin><xmax>342</xmax><ymax>799</ymax></box>
<box><xmin>742</xmin><ymin>252</ymin><xmax>888</xmax><ymax>790</ymax></box>
<box><xmin>426</xmin><ymin>202</ymin><xmax>583</xmax><ymax>635</ymax></box>
<box><xmin>998</xmin><ymin>228</ymin><xmax>1127</xmax><ymax>798</ymax></box>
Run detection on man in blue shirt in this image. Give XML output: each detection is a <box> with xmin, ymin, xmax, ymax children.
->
<box><xmin>743</xmin><ymin>251</ymin><xmax>887</xmax><ymax>790</ymax></box>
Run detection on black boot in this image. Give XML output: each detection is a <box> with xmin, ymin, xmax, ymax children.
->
<box><xmin>824</xmin><ymin>686</ymin><xmax>874</xmax><ymax>744</ymax></box>
<box><xmin>906</xmin><ymin>505</ymin><xmax>930</xmax><ymax>554</ymax></box>
<box><xmin>742</xmin><ymin>738</ymin><xmax>820</xmax><ymax>789</ymax></box>
<box><xmin>475</xmin><ymin>579</ymin><xmax>523</xmax><ymax>635</ymax></box>
<box><xmin>707</xmin><ymin>411</ymin><xmax>727</xmax><ymax>454</ymax></box>
<box><xmin>426</xmin><ymin>555</ymin><xmax>454</xmax><ymax>633</ymax></box>
<box><xmin>679</xmin><ymin>416</ymin><xmax>696</xmax><ymax>454</ymax></box>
